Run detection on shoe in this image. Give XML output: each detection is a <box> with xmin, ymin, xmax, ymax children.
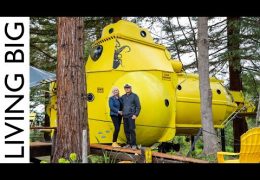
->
<box><xmin>131</xmin><ymin>145</ymin><xmax>138</xmax><ymax>150</ymax></box>
<box><xmin>123</xmin><ymin>144</ymin><xmax>131</xmax><ymax>148</ymax></box>
<box><xmin>112</xmin><ymin>142</ymin><xmax>121</xmax><ymax>148</ymax></box>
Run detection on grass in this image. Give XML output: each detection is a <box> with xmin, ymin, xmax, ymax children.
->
<box><xmin>88</xmin><ymin>155</ymin><xmax>107</xmax><ymax>163</ymax></box>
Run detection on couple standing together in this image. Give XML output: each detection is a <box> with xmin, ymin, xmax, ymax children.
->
<box><xmin>109</xmin><ymin>84</ymin><xmax>141</xmax><ymax>150</ymax></box>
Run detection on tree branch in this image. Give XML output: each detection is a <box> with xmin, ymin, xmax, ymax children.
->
<box><xmin>166</xmin><ymin>17</ymin><xmax>182</xmax><ymax>62</ymax></box>
<box><xmin>177</xmin><ymin>17</ymin><xmax>198</xmax><ymax>68</ymax></box>
<box><xmin>31</xmin><ymin>44</ymin><xmax>56</xmax><ymax>60</ymax></box>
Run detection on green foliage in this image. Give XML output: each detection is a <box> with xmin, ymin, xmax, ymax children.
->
<box><xmin>39</xmin><ymin>153</ymin><xmax>78</xmax><ymax>163</ymax></box>
<box><xmin>30</xmin><ymin>17</ymin><xmax>57</xmax><ymax>71</ymax></box>
<box><xmin>57</xmin><ymin>153</ymin><xmax>79</xmax><ymax>163</ymax></box>
<box><xmin>129</xmin><ymin>17</ymin><xmax>260</xmax><ymax>83</ymax></box>
<box><xmin>69</xmin><ymin>153</ymin><xmax>77</xmax><ymax>161</ymax></box>
<box><xmin>30</xmin><ymin>130</ymin><xmax>44</xmax><ymax>142</ymax></box>
<box><xmin>88</xmin><ymin>152</ymin><xmax>116</xmax><ymax>163</ymax></box>
<box><xmin>58</xmin><ymin>158</ymin><xmax>70</xmax><ymax>163</ymax></box>
<box><xmin>88</xmin><ymin>155</ymin><xmax>106</xmax><ymax>163</ymax></box>
<box><xmin>242</xmin><ymin>71</ymin><xmax>260</xmax><ymax>100</ymax></box>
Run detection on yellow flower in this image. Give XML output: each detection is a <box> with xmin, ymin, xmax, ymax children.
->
<box><xmin>70</xmin><ymin>153</ymin><xmax>77</xmax><ymax>161</ymax></box>
<box><xmin>58</xmin><ymin>158</ymin><xmax>67</xmax><ymax>163</ymax></box>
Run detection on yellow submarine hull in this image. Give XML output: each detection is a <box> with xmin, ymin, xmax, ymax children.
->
<box><xmin>48</xmin><ymin>20</ymin><xmax>238</xmax><ymax>146</ymax></box>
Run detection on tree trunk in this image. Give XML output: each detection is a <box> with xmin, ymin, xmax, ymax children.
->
<box><xmin>227</xmin><ymin>16</ymin><xmax>248</xmax><ymax>152</ymax></box>
<box><xmin>256</xmin><ymin>95</ymin><xmax>260</xmax><ymax>126</ymax></box>
<box><xmin>198</xmin><ymin>17</ymin><xmax>220</xmax><ymax>155</ymax></box>
<box><xmin>52</xmin><ymin>17</ymin><xmax>89</xmax><ymax>162</ymax></box>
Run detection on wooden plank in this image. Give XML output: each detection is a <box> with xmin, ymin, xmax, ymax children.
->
<box><xmin>30</xmin><ymin>142</ymin><xmax>52</xmax><ymax>147</ymax></box>
<box><xmin>29</xmin><ymin>142</ymin><xmax>208</xmax><ymax>163</ymax></box>
<box><xmin>90</xmin><ymin>144</ymin><xmax>208</xmax><ymax>163</ymax></box>
<box><xmin>152</xmin><ymin>152</ymin><xmax>208</xmax><ymax>163</ymax></box>
<box><xmin>90</xmin><ymin>144</ymin><xmax>141</xmax><ymax>154</ymax></box>
<box><xmin>90</xmin><ymin>148</ymin><xmax>182</xmax><ymax>163</ymax></box>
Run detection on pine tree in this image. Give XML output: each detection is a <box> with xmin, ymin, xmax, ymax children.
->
<box><xmin>52</xmin><ymin>17</ymin><xmax>88</xmax><ymax>162</ymax></box>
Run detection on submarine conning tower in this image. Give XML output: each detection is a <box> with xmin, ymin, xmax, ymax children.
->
<box><xmin>88</xmin><ymin>20</ymin><xmax>183</xmax><ymax>73</ymax></box>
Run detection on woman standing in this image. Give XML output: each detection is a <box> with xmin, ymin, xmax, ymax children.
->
<box><xmin>109</xmin><ymin>87</ymin><xmax>123</xmax><ymax>147</ymax></box>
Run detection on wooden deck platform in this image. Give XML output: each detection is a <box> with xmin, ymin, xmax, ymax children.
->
<box><xmin>30</xmin><ymin>142</ymin><xmax>208</xmax><ymax>163</ymax></box>
<box><xmin>90</xmin><ymin>144</ymin><xmax>208</xmax><ymax>163</ymax></box>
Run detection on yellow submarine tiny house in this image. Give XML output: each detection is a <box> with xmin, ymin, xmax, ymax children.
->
<box><xmin>48</xmin><ymin>20</ymin><xmax>253</xmax><ymax>146</ymax></box>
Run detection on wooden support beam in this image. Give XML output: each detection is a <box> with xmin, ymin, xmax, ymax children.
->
<box><xmin>221</xmin><ymin>128</ymin><xmax>226</xmax><ymax>151</ymax></box>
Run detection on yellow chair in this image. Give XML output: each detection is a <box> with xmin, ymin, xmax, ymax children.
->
<box><xmin>217</xmin><ymin>127</ymin><xmax>260</xmax><ymax>163</ymax></box>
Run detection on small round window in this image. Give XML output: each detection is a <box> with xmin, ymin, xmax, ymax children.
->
<box><xmin>87</xmin><ymin>93</ymin><xmax>95</xmax><ymax>102</ymax></box>
<box><xmin>140</xmin><ymin>30</ymin><xmax>146</xmax><ymax>37</ymax></box>
<box><xmin>217</xmin><ymin>89</ymin><xmax>221</xmax><ymax>94</ymax></box>
<box><xmin>165</xmin><ymin>99</ymin><xmax>169</xmax><ymax>107</ymax></box>
<box><xmin>109</xmin><ymin>28</ymin><xmax>114</xmax><ymax>34</ymax></box>
<box><xmin>177</xmin><ymin>85</ymin><xmax>182</xmax><ymax>90</ymax></box>
<box><xmin>90</xmin><ymin>45</ymin><xmax>103</xmax><ymax>61</ymax></box>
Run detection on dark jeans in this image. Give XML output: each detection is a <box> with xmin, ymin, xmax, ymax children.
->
<box><xmin>123</xmin><ymin>116</ymin><xmax>136</xmax><ymax>146</ymax></box>
<box><xmin>110</xmin><ymin>115</ymin><xmax>122</xmax><ymax>142</ymax></box>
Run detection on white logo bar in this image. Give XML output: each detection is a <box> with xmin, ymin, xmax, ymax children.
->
<box><xmin>0</xmin><ymin>17</ymin><xmax>29</xmax><ymax>163</ymax></box>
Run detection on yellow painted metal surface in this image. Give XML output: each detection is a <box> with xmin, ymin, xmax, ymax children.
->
<box><xmin>230</xmin><ymin>90</ymin><xmax>256</xmax><ymax>113</ymax></box>
<box><xmin>48</xmin><ymin>20</ymin><xmax>250</xmax><ymax>146</ymax></box>
<box><xmin>176</xmin><ymin>73</ymin><xmax>237</xmax><ymax>134</ymax></box>
<box><xmin>171</xmin><ymin>59</ymin><xmax>183</xmax><ymax>73</ymax></box>
<box><xmin>86</xmin><ymin>71</ymin><xmax>176</xmax><ymax>145</ymax></box>
<box><xmin>101</xmin><ymin>20</ymin><xmax>154</xmax><ymax>44</ymax></box>
<box><xmin>217</xmin><ymin>127</ymin><xmax>260</xmax><ymax>163</ymax></box>
<box><xmin>145</xmin><ymin>148</ymin><xmax>153</xmax><ymax>163</ymax></box>
<box><xmin>46</xmin><ymin>82</ymin><xmax>57</xmax><ymax>136</ymax></box>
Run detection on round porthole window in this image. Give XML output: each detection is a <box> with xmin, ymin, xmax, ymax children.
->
<box><xmin>165</xmin><ymin>99</ymin><xmax>169</xmax><ymax>107</ymax></box>
<box><xmin>217</xmin><ymin>89</ymin><xmax>221</xmax><ymax>94</ymax></box>
<box><xmin>177</xmin><ymin>85</ymin><xmax>182</xmax><ymax>90</ymax></box>
<box><xmin>90</xmin><ymin>45</ymin><xmax>103</xmax><ymax>61</ymax></box>
<box><xmin>109</xmin><ymin>28</ymin><xmax>114</xmax><ymax>34</ymax></box>
<box><xmin>140</xmin><ymin>30</ymin><xmax>146</xmax><ymax>37</ymax></box>
<box><xmin>87</xmin><ymin>93</ymin><xmax>95</xmax><ymax>102</ymax></box>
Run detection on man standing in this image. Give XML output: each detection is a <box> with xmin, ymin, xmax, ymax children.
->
<box><xmin>121</xmin><ymin>84</ymin><xmax>141</xmax><ymax>149</ymax></box>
